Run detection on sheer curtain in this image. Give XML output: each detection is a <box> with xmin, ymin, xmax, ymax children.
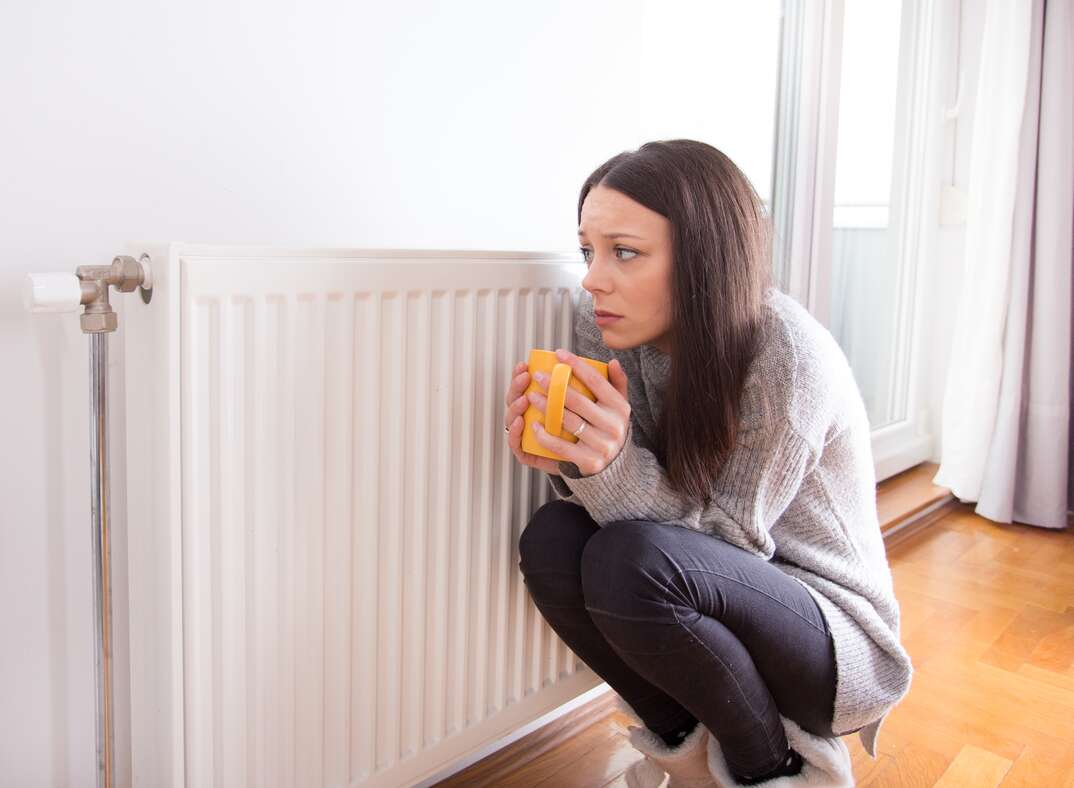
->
<box><xmin>933</xmin><ymin>0</ymin><xmax>1073</xmax><ymax>530</ymax></box>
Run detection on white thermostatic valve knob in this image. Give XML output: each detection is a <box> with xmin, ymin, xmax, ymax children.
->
<box><xmin>25</xmin><ymin>272</ymin><xmax>83</xmax><ymax>313</ymax></box>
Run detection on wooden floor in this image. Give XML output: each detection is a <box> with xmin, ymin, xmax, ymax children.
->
<box><xmin>438</xmin><ymin>464</ymin><xmax>1074</xmax><ymax>787</ymax></box>
<box><xmin>866</xmin><ymin>504</ymin><xmax>1074</xmax><ymax>785</ymax></box>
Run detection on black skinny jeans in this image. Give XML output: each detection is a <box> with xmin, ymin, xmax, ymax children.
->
<box><xmin>517</xmin><ymin>500</ymin><xmax>839</xmax><ymax>779</ymax></box>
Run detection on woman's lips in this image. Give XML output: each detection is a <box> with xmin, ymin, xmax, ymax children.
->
<box><xmin>594</xmin><ymin>310</ymin><xmax>622</xmax><ymax>327</ymax></box>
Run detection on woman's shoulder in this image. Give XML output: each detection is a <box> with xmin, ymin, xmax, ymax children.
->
<box><xmin>763</xmin><ymin>288</ymin><xmax>856</xmax><ymax>377</ymax></box>
<box><xmin>758</xmin><ymin>288</ymin><xmax>867</xmax><ymax>440</ymax></box>
<box><xmin>738</xmin><ymin>290</ymin><xmax>800</xmax><ymax>415</ymax></box>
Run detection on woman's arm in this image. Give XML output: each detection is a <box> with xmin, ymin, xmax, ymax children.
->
<box><xmin>558</xmin><ymin>414</ymin><xmax>816</xmax><ymax>559</ymax></box>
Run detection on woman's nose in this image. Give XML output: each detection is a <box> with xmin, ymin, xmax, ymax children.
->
<box><xmin>581</xmin><ymin>254</ymin><xmax>611</xmax><ymax>292</ymax></box>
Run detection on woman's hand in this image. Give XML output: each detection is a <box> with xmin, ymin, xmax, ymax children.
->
<box><xmin>527</xmin><ymin>348</ymin><xmax>631</xmax><ymax>477</ymax></box>
<box><xmin>504</xmin><ymin>361</ymin><xmax>562</xmax><ymax>475</ymax></box>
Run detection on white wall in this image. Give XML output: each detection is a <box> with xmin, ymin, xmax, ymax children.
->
<box><xmin>0</xmin><ymin>2</ymin><xmax>780</xmax><ymax>784</ymax></box>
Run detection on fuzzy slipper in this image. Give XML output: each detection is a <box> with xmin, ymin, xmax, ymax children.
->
<box><xmin>706</xmin><ymin>715</ymin><xmax>855</xmax><ymax>787</ymax></box>
<box><xmin>612</xmin><ymin>697</ymin><xmax>718</xmax><ymax>788</ymax></box>
<box><xmin>623</xmin><ymin>720</ymin><xmax>716</xmax><ymax>788</ymax></box>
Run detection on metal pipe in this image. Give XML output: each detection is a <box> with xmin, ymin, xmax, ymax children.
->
<box><xmin>89</xmin><ymin>332</ymin><xmax>115</xmax><ymax>788</ymax></box>
<box><xmin>26</xmin><ymin>255</ymin><xmax>152</xmax><ymax>788</ymax></box>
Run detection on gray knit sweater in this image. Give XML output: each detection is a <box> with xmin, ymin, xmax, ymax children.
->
<box><xmin>545</xmin><ymin>286</ymin><xmax>913</xmax><ymax>759</ymax></box>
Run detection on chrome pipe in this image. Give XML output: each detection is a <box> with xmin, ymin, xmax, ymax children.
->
<box><xmin>89</xmin><ymin>332</ymin><xmax>115</xmax><ymax>788</ymax></box>
<box><xmin>26</xmin><ymin>255</ymin><xmax>152</xmax><ymax>788</ymax></box>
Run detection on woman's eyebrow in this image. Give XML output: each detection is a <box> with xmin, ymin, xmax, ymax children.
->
<box><xmin>577</xmin><ymin>229</ymin><xmax>645</xmax><ymax>240</ymax></box>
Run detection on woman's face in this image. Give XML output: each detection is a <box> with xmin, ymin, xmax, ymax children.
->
<box><xmin>578</xmin><ymin>184</ymin><xmax>674</xmax><ymax>353</ymax></box>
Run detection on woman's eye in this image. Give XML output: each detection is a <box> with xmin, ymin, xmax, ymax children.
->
<box><xmin>578</xmin><ymin>246</ymin><xmax>637</xmax><ymax>264</ymax></box>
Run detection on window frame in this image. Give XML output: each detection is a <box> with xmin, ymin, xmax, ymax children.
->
<box><xmin>770</xmin><ymin>0</ymin><xmax>948</xmax><ymax>481</ymax></box>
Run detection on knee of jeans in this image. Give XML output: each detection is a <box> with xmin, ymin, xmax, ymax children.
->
<box><xmin>518</xmin><ymin>500</ymin><xmax>589</xmax><ymax>577</ymax></box>
<box><xmin>579</xmin><ymin>521</ymin><xmax>676</xmax><ymax>615</ymax></box>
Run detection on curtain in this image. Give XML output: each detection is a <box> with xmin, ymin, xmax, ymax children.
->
<box><xmin>934</xmin><ymin>0</ymin><xmax>1073</xmax><ymax>530</ymax></box>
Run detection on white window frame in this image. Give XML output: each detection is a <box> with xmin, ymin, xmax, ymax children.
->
<box><xmin>770</xmin><ymin>0</ymin><xmax>947</xmax><ymax>481</ymax></box>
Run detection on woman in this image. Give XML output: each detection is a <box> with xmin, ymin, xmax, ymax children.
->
<box><xmin>502</xmin><ymin>140</ymin><xmax>912</xmax><ymax>787</ymax></box>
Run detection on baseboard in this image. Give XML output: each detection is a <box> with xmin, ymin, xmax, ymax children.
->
<box><xmin>434</xmin><ymin>687</ymin><xmax>620</xmax><ymax>786</ymax></box>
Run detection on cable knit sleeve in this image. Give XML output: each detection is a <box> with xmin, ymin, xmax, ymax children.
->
<box><xmin>558</xmin><ymin>416</ymin><xmax>817</xmax><ymax>560</ymax></box>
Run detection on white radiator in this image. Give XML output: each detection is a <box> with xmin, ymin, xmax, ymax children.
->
<box><xmin>121</xmin><ymin>243</ymin><xmax>605</xmax><ymax>787</ymax></box>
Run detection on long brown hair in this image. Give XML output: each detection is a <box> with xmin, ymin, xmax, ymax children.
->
<box><xmin>577</xmin><ymin>139</ymin><xmax>774</xmax><ymax>504</ymax></box>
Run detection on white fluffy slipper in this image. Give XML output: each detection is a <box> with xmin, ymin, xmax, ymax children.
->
<box><xmin>623</xmin><ymin>720</ymin><xmax>716</xmax><ymax>788</ymax></box>
<box><xmin>706</xmin><ymin>715</ymin><xmax>855</xmax><ymax>787</ymax></box>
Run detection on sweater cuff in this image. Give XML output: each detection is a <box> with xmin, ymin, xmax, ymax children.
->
<box><xmin>547</xmin><ymin>472</ymin><xmax>574</xmax><ymax>500</ymax></box>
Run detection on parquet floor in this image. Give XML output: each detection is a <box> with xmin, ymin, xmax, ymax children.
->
<box><xmin>864</xmin><ymin>504</ymin><xmax>1074</xmax><ymax>786</ymax></box>
<box><xmin>443</xmin><ymin>486</ymin><xmax>1074</xmax><ymax>786</ymax></box>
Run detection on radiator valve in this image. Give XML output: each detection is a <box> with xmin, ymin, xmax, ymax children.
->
<box><xmin>25</xmin><ymin>254</ymin><xmax>153</xmax><ymax>333</ymax></box>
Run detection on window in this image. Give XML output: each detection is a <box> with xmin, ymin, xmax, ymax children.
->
<box><xmin>771</xmin><ymin>0</ymin><xmax>941</xmax><ymax>479</ymax></box>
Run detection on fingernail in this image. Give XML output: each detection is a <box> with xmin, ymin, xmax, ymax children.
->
<box><xmin>555</xmin><ymin>349</ymin><xmax>569</xmax><ymax>360</ymax></box>
<box><xmin>534</xmin><ymin>371</ymin><xmax>547</xmax><ymax>384</ymax></box>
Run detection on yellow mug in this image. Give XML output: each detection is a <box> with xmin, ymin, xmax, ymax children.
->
<box><xmin>520</xmin><ymin>348</ymin><xmax>609</xmax><ymax>461</ymax></box>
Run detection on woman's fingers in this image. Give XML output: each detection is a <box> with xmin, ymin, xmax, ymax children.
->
<box><xmin>503</xmin><ymin>362</ymin><xmax>529</xmax><ymax>434</ymax></box>
<box><xmin>505</xmin><ymin>407</ymin><xmax>559</xmax><ymax>474</ymax></box>
<box><xmin>553</xmin><ymin>349</ymin><xmax>629</xmax><ymax>416</ymax></box>
<box><xmin>504</xmin><ymin>364</ymin><xmax>530</xmax><ymax>407</ymax></box>
<box><xmin>526</xmin><ymin>389</ymin><xmax>602</xmax><ymax>449</ymax></box>
<box><xmin>504</xmin><ymin>392</ymin><xmax>529</xmax><ymax>431</ymax></box>
<box><xmin>527</xmin><ymin>378</ymin><xmax>621</xmax><ymax>444</ymax></box>
<box><xmin>503</xmin><ymin>360</ymin><xmax>569</xmax><ymax>475</ymax></box>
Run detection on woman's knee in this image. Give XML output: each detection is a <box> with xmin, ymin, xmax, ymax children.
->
<box><xmin>579</xmin><ymin>522</ymin><xmax>694</xmax><ymax>654</ymax></box>
<box><xmin>518</xmin><ymin>500</ymin><xmax>595</xmax><ymax>576</ymax></box>
<box><xmin>579</xmin><ymin>521</ymin><xmax>681</xmax><ymax>613</ymax></box>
